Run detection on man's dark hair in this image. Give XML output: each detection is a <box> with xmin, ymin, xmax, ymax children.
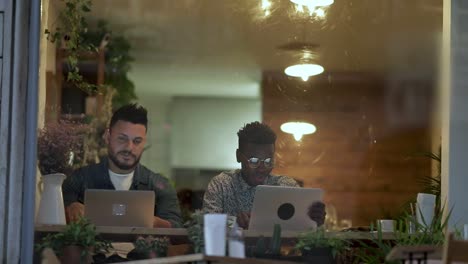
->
<box><xmin>109</xmin><ymin>104</ymin><xmax>148</xmax><ymax>130</ymax></box>
<box><xmin>237</xmin><ymin>121</ymin><xmax>277</xmax><ymax>149</ymax></box>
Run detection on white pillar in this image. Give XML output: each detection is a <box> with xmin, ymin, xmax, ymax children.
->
<box><xmin>441</xmin><ymin>0</ymin><xmax>468</xmax><ymax>229</ymax></box>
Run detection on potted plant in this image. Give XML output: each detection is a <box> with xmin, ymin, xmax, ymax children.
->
<box><xmin>127</xmin><ymin>236</ymin><xmax>170</xmax><ymax>260</ymax></box>
<box><xmin>37</xmin><ymin>119</ymin><xmax>88</xmax><ymax>176</ymax></box>
<box><xmin>36</xmin><ymin>119</ymin><xmax>88</xmax><ymax>225</ymax></box>
<box><xmin>81</xmin><ymin>19</ymin><xmax>137</xmax><ymax>109</ymax></box>
<box><xmin>45</xmin><ymin>0</ymin><xmax>99</xmax><ymax>93</ymax></box>
<box><xmin>295</xmin><ymin>227</ymin><xmax>349</xmax><ymax>264</ymax></box>
<box><xmin>35</xmin><ymin>217</ymin><xmax>112</xmax><ymax>264</ymax></box>
<box><xmin>251</xmin><ymin>224</ymin><xmax>283</xmax><ymax>259</ymax></box>
<box><xmin>185</xmin><ymin>210</ymin><xmax>205</xmax><ymax>254</ymax></box>
<box><xmin>355</xmin><ymin>205</ymin><xmax>457</xmax><ymax>264</ymax></box>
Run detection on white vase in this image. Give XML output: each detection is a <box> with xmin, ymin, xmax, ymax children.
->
<box><xmin>36</xmin><ymin>173</ymin><xmax>67</xmax><ymax>225</ymax></box>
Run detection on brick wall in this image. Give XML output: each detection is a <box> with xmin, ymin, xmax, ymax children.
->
<box><xmin>262</xmin><ymin>72</ymin><xmax>434</xmax><ymax>226</ymax></box>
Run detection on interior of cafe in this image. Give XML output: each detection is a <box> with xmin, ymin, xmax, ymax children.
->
<box><xmin>2</xmin><ymin>0</ymin><xmax>468</xmax><ymax>263</ymax></box>
<box><xmin>41</xmin><ymin>0</ymin><xmax>441</xmax><ymax>226</ymax></box>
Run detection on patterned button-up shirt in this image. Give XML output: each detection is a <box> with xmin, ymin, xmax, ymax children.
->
<box><xmin>202</xmin><ymin>170</ymin><xmax>299</xmax><ymax>216</ymax></box>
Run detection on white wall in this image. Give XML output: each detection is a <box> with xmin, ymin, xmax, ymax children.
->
<box><xmin>137</xmin><ymin>94</ymin><xmax>173</xmax><ymax>179</ymax></box>
<box><xmin>170</xmin><ymin>97</ymin><xmax>261</xmax><ymax>170</ymax></box>
<box><xmin>136</xmin><ymin>95</ymin><xmax>262</xmax><ymax>181</ymax></box>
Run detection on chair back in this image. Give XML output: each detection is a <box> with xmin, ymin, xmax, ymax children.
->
<box><xmin>442</xmin><ymin>232</ymin><xmax>468</xmax><ymax>264</ymax></box>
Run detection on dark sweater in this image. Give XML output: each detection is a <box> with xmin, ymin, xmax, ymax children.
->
<box><xmin>62</xmin><ymin>159</ymin><xmax>183</xmax><ymax>227</ymax></box>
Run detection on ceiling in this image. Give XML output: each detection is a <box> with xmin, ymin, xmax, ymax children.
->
<box><xmin>89</xmin><ymin>0</ymin><xmax>442</xmax><ymax>97</ymax></box>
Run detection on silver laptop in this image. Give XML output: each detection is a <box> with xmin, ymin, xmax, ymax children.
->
<box><xmin>249</xmin><ymin>185</ymin><xmax>323</xmax><ymax>231</ymax></box>
<box><xmin>84</xmin><ymin>189</ymin><xmax>155</xmax><ymax>228</ymax></box>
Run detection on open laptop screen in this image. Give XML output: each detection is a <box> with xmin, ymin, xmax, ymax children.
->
<box><xmin>84</xmin><ymin>189</ymin><xmax>155</xmax><ymax>228</ymax></box>
<box><xmin>249</xmin><ymin>185</ymin><xmax>323</xmax><ymax>231</ymax></box>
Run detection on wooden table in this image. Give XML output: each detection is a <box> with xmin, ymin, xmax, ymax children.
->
<box><xmin>386</xmin><ymin>245</ymin><xmax>442</xmax><ymax>264</ymax></box>
<box><xmin>122</xmin><ymin>253</ymin><xmax>303</xmax><ymax>264</ymax></box>
<box><xmin>35</xmin><ymin>226</ymin><xmax>394</xmax><ymax>263</ymax></box>
<box><xmin>244</xmin><ymin>230</ymin><xmax>395</xmax><ymax>240</ymax></box>
<box><xmin>35</xmin><ymin>225</ymin><xmax>189</xmax><ymax>242</ymax></box>
<box><xmin>35</xmin><ymin>225</ymin><xmax>395</xmax><ymax>242</ymax></box>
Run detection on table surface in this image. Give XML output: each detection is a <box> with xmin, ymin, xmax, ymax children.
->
<box><xmin>386</xmin><ymin>245</ymin><xmax>442</xmax><ymax>262</ymax></box>
<box><xmin>35</xmin><ymin>225</ymin><xmax>395</xmax><ymax>241</ymax></box>
<box><xmin>121</xmin><ymin>253</ymin><xmax>304</xmax><ymax>264</ymax></box>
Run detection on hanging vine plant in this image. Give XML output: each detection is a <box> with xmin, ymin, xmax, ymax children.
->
<box><xmin>45</xmin><ymin>0</ymin><xmax>100</xmax><ymax>94</ymax></box>
<box><xmin>81</xmin><ymin>20</ymin><xmax>137</xmax><ymax>109</ymax></box>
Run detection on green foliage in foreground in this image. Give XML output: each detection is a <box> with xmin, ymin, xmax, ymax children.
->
<box><xmin>35</xmin><ymin>217</ymin><xmax>112</xmax><ymax>261</ymax></box>
<box><xmin>355</xmin><ymin>205</ymin><xmax>457</xmax><ymax>264</ymax></box>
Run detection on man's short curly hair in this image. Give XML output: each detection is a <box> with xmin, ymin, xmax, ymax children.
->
<box><xmin>110</xmin><ymin>103</ymin><xmax>148</xmax><ymax>130</ymax></box>
<box><xmin>237</xmin><ymin>121</ymin><xmax>277</xmax><ymax>150</ymax></box>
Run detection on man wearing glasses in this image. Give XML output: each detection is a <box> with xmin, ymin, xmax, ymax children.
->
<box><xmin>203</xmin><ymin>121</ymin><xmax>325</xmax><ymax>229</ymax></box>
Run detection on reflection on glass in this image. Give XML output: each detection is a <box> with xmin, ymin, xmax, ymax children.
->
<box><xmin>290</xmin><ymin>0</ymin><xmax>333</xmax><ymax>17</ymax></box>
<box><xmin>261</xmin><ymin>0</ymin><xmax>272</xmax><ymax>17</ymax></box>
<box><xmin>325</xmin><ymin>203</ymin><xmax>338</xmax><ymax>231</ymax></box>
<box><xmin>280</xmin><ymin>121</ymin><xmax>317</xmax><ymax>141</ymax></box>
<box><xmin>284</xmin><ymin>63</ymin><xmax>324</xmax><ymax>81</ymax></box>
<box><xmin>40</xmin><ymin>0</ymin><xmax>442</xmax><ymax>227</ymax></box>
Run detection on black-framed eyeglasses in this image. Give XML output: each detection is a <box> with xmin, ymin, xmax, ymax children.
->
<box><xmin>240</xmin><ymin>153</ymin><xmax>274</xmax><ymax>169</ymax></box>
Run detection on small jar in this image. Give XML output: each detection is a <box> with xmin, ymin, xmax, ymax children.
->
<box><xmin>228</xmin><ymin>223</ymin><xmax>245</xmax><ymax>258</ymax></box>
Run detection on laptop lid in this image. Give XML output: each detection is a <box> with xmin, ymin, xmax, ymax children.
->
<box><xmin>84</xmin><ymin>189</ymin><xmax>155</xmax><ymax>228</ymax></box>
<box><xmin>249</xmin><ymin>185</ymin><xmax>323</xmax><ymax>231</ymax></box>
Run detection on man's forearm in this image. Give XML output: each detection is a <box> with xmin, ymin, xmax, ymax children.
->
<box><xmin>153</xmin><ymin>216</ymin><xmax>172</xmax><ymax>228</ymax></box>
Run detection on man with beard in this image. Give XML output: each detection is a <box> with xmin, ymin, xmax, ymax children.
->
<box><xmin>62</xmin><ymin>104</ymin><xmax>182</xmax><ymax>228</ymax></box>
<box><xmin>203</xmin><ymin>121</ymin><xmax>325</xmax><ymax>229</ymax></box>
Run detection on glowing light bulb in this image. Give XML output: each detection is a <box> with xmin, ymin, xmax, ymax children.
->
<box><xmin>262</xmin><ymin>0</ymin><xmax>272</xmax><ymax>9</ymax></box>
<box><xmin>290</xmin><ymin>0</ymin><xmax>334</xmax><ymax>7</ymax></box>
<box><xmin>291</xmin><ymin>0</ymin><xmax>332</xmax><ymax>17</ymax></box>
<box><xmin>284</xmin><ymin>64</ymin><xmax>324</xmax><ymax>81</ymax></box>
<box><xmin>315</xmin><ymin>8</ymin><xmax>325</xmax><ymax>18</ymax></box>
<box><xmin>261</xmin><ymin>0</ymin><xmax>272</xmax><ymax>17</ymax></box>
<box><xmin>280</xmin><ymin>122</ymin><xmax>317</xmax><ymax>141</ymax></box>
<box><xmin>293</xmin><ymin>133</ymin><xmax>303</xmax><ymax>141</ymax></box>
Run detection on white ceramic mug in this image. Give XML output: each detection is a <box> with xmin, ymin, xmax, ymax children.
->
<box><xmin>377</xmin><ymin>219</ymin><xmax>395</xmax><ymax>232</ymax></box>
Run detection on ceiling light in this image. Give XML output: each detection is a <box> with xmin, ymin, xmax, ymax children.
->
<box><xmin>314</xmin><ymin>7</ymin><xmax>325</xmax><ymax>18</ymax></box>
<box><xmin>284</xmin><ymin>63</ymin><xmax>324</xmax><ymax>81</ymax></box>
<box><xmin>290</xmin><ymin>0</ymin><xmax>334</xmax><ymax>7</ymax></box>
<box><xmin>280</xmin><ymin>122</ymin><xmax>317</xmax><ymax>141</ymax></box>
<box><xmin>261</xmin><ymin>0</ymin><xmax>272</xmax><ymax>17</ymax></box>
<box><xmin>291</xmin><ymin>0</ymin><xmax>333</xmax><ymax>17</ymax></box>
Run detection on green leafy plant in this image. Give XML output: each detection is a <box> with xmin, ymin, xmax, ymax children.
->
<box><xmin>82</xmin><ymin>20</ymin><xmax>137</xmax><ymax>109</ymax></box>
<box><xmin>127</xmin><ymin>236</ymin><xmax>170</xmax><ymax>260</ymax></box>
<box><xmin>270</xmin><ymin>224</ymin><xmax>282</xmax><ymax>255</ymax></box>
<box><xmin>355</xmin><ymin>204</ymin><xmax>454</xmax><ymax>264</ymax></box>
<box><xmin>185</xmin><ymin>210</ymin><xmax>205</xmax><ymax>254</ymax></box>
<box><xmin>253</xmin><ymin>236</ymin><xmax>268</xmax><ymax>257</ymax></box>
<box><xmin>392</xmin><ymin>148</ymin><xmax>442</xmax><ymax>222</ymax></box>
<box><xmin>295</xmin><ymin>227</ymin><xmax>349</xmax><ymax>258</ymax></box>
<box><xmin>253</xmin><ymin>224</ymin><xmax>283</xmax><ymax>257</ymax></box>
<box><xmin>35</xmin><ymin>217</ymin><xmax>112</xmax><ymax>261</ymax></box>
<box><xmin>45</xmin><ymin>0</ymin><xmax>99</xmax><ymax>94</ymax></box>
<box><xmin>81</xmin><ymin>87</ymin><xmax>116</xmax><ymax>165</ymax></box>
<box><xmin>415</xmin><ymin>149</ymin><xmax>441</xmax><ymax>199</ymax></box>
